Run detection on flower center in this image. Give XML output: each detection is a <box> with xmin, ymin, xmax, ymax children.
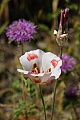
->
<box><xmin>31</xmin><ymin>63</ymin><xmax>40</xmax><ymax>74</ymax></box>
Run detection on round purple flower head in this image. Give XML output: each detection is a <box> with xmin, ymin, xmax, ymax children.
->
<box><xmin>66</xmin><ymin>87</ymin><xmax>80</xmax><ymax>97</ymax></box>
<box><xmin>61</xmin><ymin>54</ymin><xmax>75</xmax><ymax>73</ymax></box>
<box><xmin>6</xmin><ymin>19</ymin><xmax>37</xmax><ymax>43</ymax></box>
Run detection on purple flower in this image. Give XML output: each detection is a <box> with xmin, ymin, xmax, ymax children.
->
<box><xmin>66</xmin><ymin>87</ymin><xmax>80</xmax><ymax>97</ymax></box>
<box><xmin>61</xmin><ymin>54</ymin><xmax>75</xmax><ymax>73</ymax></box>
<box><xmin>6</xmin><ymin>19</ymin><xmax>37</xmax><ymax>43</ymax></box>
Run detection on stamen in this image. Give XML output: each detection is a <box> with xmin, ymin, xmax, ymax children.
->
<box><xmin>33</xmin><ymin>63</ymin><xmax>38</xmax><ymax>68</ymax></box>
<box><xmin>32</xmin><ymin>63</ymin><xmax>40</xmax><ymax>74</ymax></box>
<box><xmin>47</xmin><ymin>68</ymin><xmax>51</xmax><ymax>72</ymax></box>
<box><xmin>49</xmin><ymin>68</ymin><xmax>51</xmax><ymax>72</ymax></box>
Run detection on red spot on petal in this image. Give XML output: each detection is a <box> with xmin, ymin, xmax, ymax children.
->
<box><xmin>51</xmin><ymin>59</ymin><xmax>58</xmax><ymax>68</ymax></box>
<box><xmin>27</xmin><ymin>54</ymin><xmax>38</xmax><ymax>61</ymax></box>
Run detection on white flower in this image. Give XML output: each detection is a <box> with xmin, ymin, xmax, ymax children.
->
<box><xmin>17</xmin><ymin>49</ymin><xmax>62</xmax><ymax>85</ymax></box>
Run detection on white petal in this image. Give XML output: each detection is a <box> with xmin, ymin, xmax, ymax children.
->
<box><xmin>60</xmin><ymin>34</ymin><xmax>67</xmax><ymax>38</ymax></box>
<box><xmin>51</xmin><ymin>68</ymin><xmax>61</xmax><ymax>79</ymax></box>
<box><xmin>42</xmin><ymin>52</ymin><xmax>61</xmax><ymax>72</ymax></box>
<box><xmin>30</xmin><ymin>73</ymin><xmax>45</xmax><ymax>76</ymax></box>
<box><xmin>40</xmin><ymin>73</ymin><xmax>51</xmax><ymax>82</ymax></box>
<box><xmin>17</xmin><ymin>69</ymin><xmax>29</xmax><ymax>74</ymax></box>
<box><xmin>19</xmin><ymin>49</ymin><xmax>45</xmax><ymax>71</ymax></box>
<box><xmin>54</xmin><ymin>30</ymin><xmax>57</xmax><ymax>35</ymax></box>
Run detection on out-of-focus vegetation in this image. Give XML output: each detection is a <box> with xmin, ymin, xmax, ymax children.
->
<box><xmin>0</xmin><ymin>0</ymin><xmax>80</xmax><ymax>120</ymax></box>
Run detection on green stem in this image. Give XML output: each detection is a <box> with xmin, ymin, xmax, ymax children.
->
<box><xmin>51</xmin><ymin>46</ymin><xmax>63</xmax><ymax>120</ymax></box>
<box><xmin>39</xmin><ymin>85</ymin><xmax>46</xmax><ymax>120</ymax></box>
<box><xmin>21</xmin><ymin>44</ymin><xmax>27</xmax><ymax>117</ymax></box>
<box><xmin>21</xmin><ymin>43</ymin><xmax>24</xmax><ymax>54</ymax></box>
<box><xmin>51</xmin><ymin>79</ymin><xmax>58</xmax><ymax>120</ymax></box>
<box><xmin>21</xmin><ymin>44</ymin><xmax>25</xmax><ymax>101</ymax></box>
<box><xmin>60</xmin><ymin>46</ymin><xmax>63</xmax><ymax>58</ymax></box>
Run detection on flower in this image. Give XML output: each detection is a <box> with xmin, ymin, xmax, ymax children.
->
<box><xmin>61</xmin><ymin>54</ymin><xmax>76</xmax><ymax>73</ymax></box>
<box><xmin>65</xmin><ymin>87</ymin><xmax>80</xmax><ymax>97</ymax></box>
<box><xmin>17</xmin><ymin>49</ymin><xmax>62</xmax><ymax>85</ymax></box>
<box><xmin>6</xmin><ymin>19</ymin><xmax>37</xmax><ymax>43</ymax></box>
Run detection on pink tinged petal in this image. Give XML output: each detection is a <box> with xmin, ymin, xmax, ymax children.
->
<box><xmin>41</xmin><ymin>73</ymin><xmax>51</xmax><ymax>82</ymax></box>
<box><xmin>28</xmin><ymin>73</ymin><xmax>45</xmax><ymax>83</ymax></box>
<box><xmin>28</xmin><ymin>72</ymin><xmax>55</xmax><ymax>85</ymax></box>
<box><xmin>28</xmin><ymin>72</ymin><xmax>52</xmax><ymax>85</ymax></box>
<box><xmin>40</xmin><ymin>74</ymin><xmax>55</xmax><ymax>85</ymax></box>
<box><xmin>28</xmin><ymin>74</ymin><xmax>42</xmax><ymax>84</ymax></box>
<box><xmin>19</xmin><ymin>49</ymin><xmax>45</xmax><ymax>71</ymax></box>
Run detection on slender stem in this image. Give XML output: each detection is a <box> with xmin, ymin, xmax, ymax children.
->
<box><xmin>51</xmin><ymin>79</ymin><xmax>58</xmax><ymax>120</ymax></box>
<box><xmin>21</xmin><ymin>43</ymin><xmax>27</xmax><ymax>117</ymax></box>
<box><xmin>21</xmin><ymin>43</ymin><xmax>24</xmax><ymax>54</ymax></box>
<box><xmin>22</xmin><ymin>76</ymin><xmax>25</xmax><ymax>100</ymax></box>
<box><xmin>39</xmin><ymin>85</ymin><xmax>46</xmax><ymax>120</ymax></box>
<box><xmin>51</xmin><ymin>46</ymin><xmax>63</xmax><ymax>120</ymax></box>
<box><xmin>21</xmin><ymin>44</ymin><xmax>25</xmax><ymax>101</ymax></box>
<box><xmin>60</xmin><ymin>46</ymin><xmax>63</xmax><ymax>58</ymax></box>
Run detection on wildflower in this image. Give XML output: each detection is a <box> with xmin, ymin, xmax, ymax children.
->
<box><xmin>65</xmin><ymin>87</ymin><xmax>80</xmax><ymax>98</ymax></box>
<box><xmin>6</xmin><ymin>19</ymin><xmax>37</xmax><ymax>43</ymax></box>
<box><xmin>61</xmin><ymin>54</ymin><xmax>75</xmax><ymax>73</ymax></box>
<box><xmin>17</xmin><ymin>49</ymin><xmax>62</xmax><ymax>85</ymax></box>
<box><xmin>54</xmin><ymin>8</ymin><xmax>69</xmax><ymax>46</ymax></box>
<box><xmin>64</xmin><ymin>87</ymin><xmax>80</xmax><ymax>112</ymax></box>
